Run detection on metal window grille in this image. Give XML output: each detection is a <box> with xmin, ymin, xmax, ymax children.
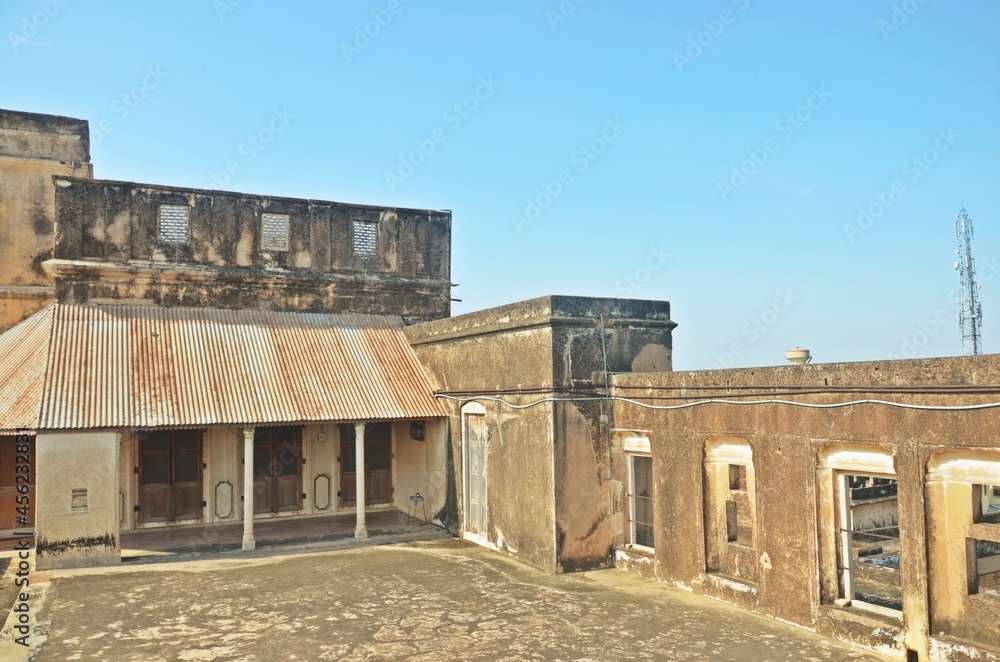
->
<box><xmin>261</xmin><ymin>213</ymin><xmax>290</xmax><ymax>252</ymax></box>
<box><xmin>628</xmin><ymin>455</ymin><xmax>654</xmax><ymax>548</ymax></box>
<box><xmin>353</xmin><ymin>220</ymin><xmax>378</xmax><ymax>257</ymax></box>
<box><xmin>159</xmin><ymin>205</ymin><xmax>190</xmax><ymax>244</ymax></box>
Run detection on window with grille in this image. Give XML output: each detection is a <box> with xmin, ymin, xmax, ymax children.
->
<box><xmin>629</xmin><ymin>454</ymin><xmax>654</xmax><ymax>550</ymax></box>
<box><xmin>352</xmin><ymin>220</ymin><xmax>378</xmax><ymax>257</ymax></box>
<box><xmin>158</xmin><ymin>204</ymin><xmax>190</xmax><ymax>245</ymax></box>
<box><xmin>261</xmin><ymin>213</ymin><xmax>290</xmax><ymax>252</ymax></box>
<box><xmin>838</xmin><ymin>473</ymin><xmax>902</xmax><ymax>613</ymax></box>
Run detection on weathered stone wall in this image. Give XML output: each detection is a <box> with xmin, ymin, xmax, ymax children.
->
<box><xmin>611</xmin><ymin>356</ymin><xmax>1000</xmax><ymax>661</ymax></box>
<box><xmin>407</xmin><ymin>295</ymin><xmax>675</xmax><ymax>573</ymax></box>
<box><xmin>549</xmin><ymin>297</ymin><xmax>674</xmax><ymax>572</ymax></box>
<box><xmin>0</xmin><ymin>109</ymin><xmax>92</xmax><ymax>331</ymax></box>
<box><xmin>47</xmin><ymin>178</ymin><xmax>451</xmax><ymax>322</ymax></box>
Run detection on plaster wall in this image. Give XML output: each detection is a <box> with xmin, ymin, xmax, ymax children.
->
<box><xmin>35</xmin><ymin>431</ymin><xmax>119</xmax><ymax>570</ymax></box>
<box><xmin>407</xmin><ymin>301</ymin><xmax>558</xmax><ymax>571</ymax></box>
<box><xmin>392</xmin><ymin>419</ymin><xmax>448</xmax><ymax>522</ymax></box>
<box><xmin>407</xmin><ymin>295</ymin><xmax>675</xmax><ymax>573</ymax></box>
<box><xmin>0</xmin><ymin>110</ymin><xmax>92</xmax><ymax>330</ymax></box>
<box><xmin>611</xmin><ymin>355</ymin><xmax>1000</xmax><ymax>661</ymax></box>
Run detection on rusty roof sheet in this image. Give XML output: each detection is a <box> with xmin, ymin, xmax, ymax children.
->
<box><xmin>0</xmin><ymin>305</ymin><xmax>446</xmax><ymax>432</ymax></box>
<box><xmin>0</xmin><ymin>306</ymin><xmax>53</xmax><ymax>431</ymax></box>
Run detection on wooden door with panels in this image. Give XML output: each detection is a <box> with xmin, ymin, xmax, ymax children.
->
<box><xmin>139</xmin><ymin>430</ymin><xmax>204</xmax><ymax>523</ymax></box>
<box><xmin>339</xmin><ymin>422</ymin><xmax>393</xmax><ymax>508</ymax></box>
<box><xmin>252</xmin><ymin>426</ymin><xmax>304</xmax><ymax>514</ymax></box>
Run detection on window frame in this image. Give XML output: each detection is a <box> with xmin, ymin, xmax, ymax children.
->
<box><xmin>158</xmin><ymin>204</ymin><xmax>191</xmax><ymax>245</ymax></box>
<box><xmin>626</xmin><ymin>451</ymin><xmax>655</xmax><ymax>553</ymax></box>
<box><xmin>260</xmin><ymin>212</ymin><xmax>290</xmax><ymax>252</ymax></box>
<box><xmin>834</xmin><ymin>469</ymin><xmax>903</xmax><ymax>618</ymax></box>
<box><xmin>352</xmin><ymin>219</ymin><xmax>379</xmax><ymax>258</ymax></box>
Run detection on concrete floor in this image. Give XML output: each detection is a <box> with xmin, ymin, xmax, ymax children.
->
<box><xmin>18</xmin><ymin>538</ymin><xmax>887</xmax><ymax>661</ymax></box>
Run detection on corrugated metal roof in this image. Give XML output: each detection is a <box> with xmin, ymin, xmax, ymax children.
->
<box><xmin>0</xmin><ymin>304</ymin><xmax>445</xmax><ymax>432</ymax></box>
<box><xmin>0</xmin><ymin>306</ymin><xmax>53</xmax><ymax>430</ymax></box>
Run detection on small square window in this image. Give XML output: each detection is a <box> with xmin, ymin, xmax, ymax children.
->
<box><xmin>353</xmin><ymin>220</ymin><xmax>379</xmax><ymax>257</ymax></box>
<box><xmin>261</xmin><ymin>213</ymin><xmax>290</xmax><ymax>252</ymax></box>
<box><xmin>159</xmin><ymin>204</ymin><xmax>190</xmax><ymax>245</ymax></box>
<box><xmin>71</xmin><ymin>488</ymin><xmax>88</xmax><ymax>512</ymax></box>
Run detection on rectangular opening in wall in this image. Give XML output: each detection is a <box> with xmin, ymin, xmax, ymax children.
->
<box><xmin>71</xmin><ymin>488</ymin><xmax>88</xmax><ymax>512</ymax></box>
<box><xmin>974</xmin><ymin>484</ymin><xmax>1000</xmax><ymax>524</ymax></box>
<box><xmin>725</xmin><ymin>497</ymin><xmax>753</xmax><ymax>546</ymax></box>
<box><xmin>352</xmin><ymin>220</ymin><xmax>378</xmax><ymax>257</ymax></box>
<box><xmin>729</xmin><ymin>464</ymin><xmax>747</xmax><ymax>491</ymax></box>
<box><xmin>841</xmin><ymin>474</ymin><xmax>901</xmax><ymax>612</ymax></box>
<box><xmin>629</xmin><ymin>454</ymin><xmax>654</xmax><ymax>550</ymax></box>
<box><xmin>158</xmin><ymin>204</ymin><xmax>190</xmax><ymax>245</ymax></box>
<box><xmin>261</xmin><ymin>213</ymin><xmax>290</xmax><ymax>252</ymax></box>
<box><xmin>967</xmin><ymin>537</ymin><xmax>1000</xmax><ymax>597</ymax></box>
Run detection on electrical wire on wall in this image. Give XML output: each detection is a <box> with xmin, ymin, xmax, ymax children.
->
<box><xmin>435</xmin><ymin>393</ymin><xmax>1000</xmax><ymax>413</ymax></box>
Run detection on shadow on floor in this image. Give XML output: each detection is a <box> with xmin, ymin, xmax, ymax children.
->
<box><xmin>120</xmin><ymin>509</ymin><xmax>452</xmax><ymax>565</ymax></box>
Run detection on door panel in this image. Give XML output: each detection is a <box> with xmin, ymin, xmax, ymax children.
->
<box><xmin>141</xmin><ymin>485</ymin><xmax>172</xmax><ymax>522</ymax></box>
<box><xmin>339</xmin><ymin>423</ymin><xmax>392</xmax><ymax>508</ymax></box>
<box><xmin>253</xmin><ymin>427</ymin><xmax>303</xmax><ymax>514</ymax></box>
<box><xmin>275</xmin><ymin>476</ymin><xmax>300</xmax><ymax>511</ymax></box>
<box><xmin>466</xmin><ymin>414</ymin><xmax>487</xmax><ymax>536</ymax></box>
<box><xmin>366</xmin><ymin>440</ymin><xmax>392</xmax><ymax>504</ymax></box>
<box><xmin>139</xmin><ymin>431</ymin><xmax>203</xmax><ymax>523</ymax></box>
<box><xmin>253</xmin><ymin>477</ymin><xmax>273</xmax><ymax>514</ymax></box>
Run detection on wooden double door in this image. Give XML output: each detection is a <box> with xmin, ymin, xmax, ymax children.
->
<box><xmin>140</xmin><ymin>430</ymin><xmax>203</xmax><ymax>523</ymax></box>
<box><xmin>339</xmin><ymin>422</ymin><xmax>392</xmax><ymax>507</ymax></box>
<box><xmin>0</xmin><ymin>436</ymin><xmax>34</xmax><ymax>537</ymax></box>
<box><xmin>253</xmin><ymin>426</ymin><xmax>303</xmax><ymax>514</ymax></box>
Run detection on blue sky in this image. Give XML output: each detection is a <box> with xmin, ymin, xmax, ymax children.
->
<box><xmin>3</xmin><ymin>1</ymin><xmax>998</xmax><ymax>370</ymax></box>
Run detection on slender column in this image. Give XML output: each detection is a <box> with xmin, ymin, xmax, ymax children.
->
<box><xmin>242</xmin><ymin>427</ymin><xmax>256</xmax><ymax>551</ymax></box>
<box><xmin>355</xmin><ymin>421</ymin><xmax>368</xmax><ymax>540</ymax></box>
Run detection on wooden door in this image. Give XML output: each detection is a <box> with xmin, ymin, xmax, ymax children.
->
<box><xmin>0</xmin><ymin>436</ymin><xmax>35</xmax><ymax>537</ymax></box>
<box><xmin>253</xmin><ymin>426</ymin><xmax>303</xmax><ymax>514</ymax></box>
<box><xmin>465</xmin><ymin>414</ymin><xmax>487</xmax><ymax>536</ymax></box>
<box><xmin>172</xmin><ymin>433</ymin><xmax>203</xmax><ymax>520</ymax></box>
<box><xmin>339</xmin><ymin>423</ymin><xmax>392</xmax><ymax>508</ymax></box>
<box><xmin>139</xmin><ymin>431</ymin><xmax>204</xmax><ymax>523</ymax></box>
<box><xmin>140</xmin><ymin>434</ymin><xmax>172</xmax><ymax>522</ymax></box>
<box><xmin>366</xmin><ymin>440</ymin><xmax>392</xmax><ymax>504</ymax></box>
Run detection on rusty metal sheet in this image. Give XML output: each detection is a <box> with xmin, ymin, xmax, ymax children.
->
<box><xmin>0</xmin><ymin>304</ymin><xmax>446</xmax><ymax>432</ymax></box>
<box><xmin>0</xmin><ymin>306</ymin><xmax>52</xmax><ymax>432</ymax></box>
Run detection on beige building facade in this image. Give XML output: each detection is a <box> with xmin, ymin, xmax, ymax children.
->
<box><xmin>2</xmin><ymin>107</ymin><xmax>999</xmax><ymax>661</ymax></box>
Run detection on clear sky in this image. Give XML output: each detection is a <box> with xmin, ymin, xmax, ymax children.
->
<box><xmin>3</xmin><ymin>1</ymin><xmax>998</xmax><ymax>370</ymax></box>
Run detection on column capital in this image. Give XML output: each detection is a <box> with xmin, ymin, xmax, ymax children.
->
<box><xmin>243</xmin><ymin>426</ymin><xmax>256</xmax><ymax>442</ymax></box>
<box><xmin>354</xmin><ymin>421</ymin><xmax>367</xmax><ymax>434</ymax></box>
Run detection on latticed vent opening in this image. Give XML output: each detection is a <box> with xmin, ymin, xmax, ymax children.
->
<box><xmin>353</xmin><ymin>220</ymin><xmax>379</xmax><ymax>257</ymax></box>
<box><xmin>158</xmin><ymin>204</ymin><xmax>190</xmax><ymax>244</ymax></box>
<box><xmin>261</xmin><ymin>213</ymin><xmax>290</xmax><ymax>251</ymax></box>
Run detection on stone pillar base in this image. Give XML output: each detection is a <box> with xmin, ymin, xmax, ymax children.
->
<box><xmin>355</xmin><ymin>524</ymin><xmax>368</xmax><ymax>541</ymax></box>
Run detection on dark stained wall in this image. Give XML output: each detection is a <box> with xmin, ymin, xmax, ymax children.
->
<box><xmin>47</xmin><ymin>178</ymin><xmax>451</xmax><ymax>322</ymax></box>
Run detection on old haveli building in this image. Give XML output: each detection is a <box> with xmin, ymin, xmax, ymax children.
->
<box><xmin>1</xmin><ymin>108</ymin><xmax>998</xmax><ymax>662</ymax></box>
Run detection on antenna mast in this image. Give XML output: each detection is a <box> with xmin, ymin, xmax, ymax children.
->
<box><xmin>955</xmin><ymin>207</ymin><xmax>983</xmax><ymax>355</ymax></box>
